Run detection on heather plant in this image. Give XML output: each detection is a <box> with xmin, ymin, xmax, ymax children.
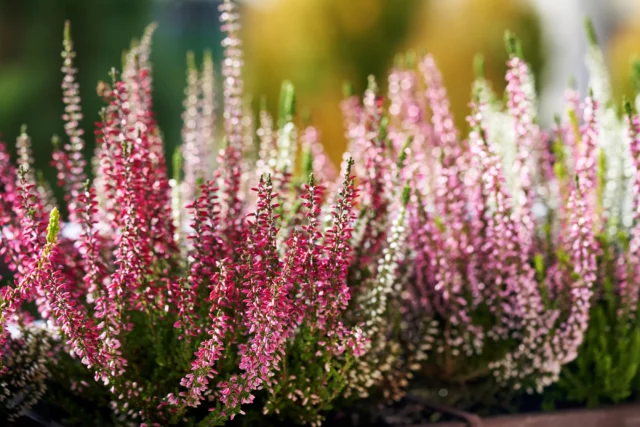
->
<box><xmin>0</xmin><ymin>1</ymin><xmax>383</xmax><ymax>425</ymax></box>
<box><xmin>357</xmin><ymin>34</ymin><xmax>597</xmax><ymax>410</ymax></box>
<box><xmin>382</xmin><ymin>18</ymin><xmax>640</xmax><ymax>412</ymax></box>
<box><xmin>550</xmin><ymin>22</ymin><xmax>640</xmax><ymax>409</ymax></box>
<box><xmin>5</xmin><ymin>1</ymin><xmax>640</xmax><ymax>425</ymax></box>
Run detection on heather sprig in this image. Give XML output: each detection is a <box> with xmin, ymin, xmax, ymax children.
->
<box><xmin>54</xmin><ymin>21</ymin><xmax>88</xmax><ymax>224</ymax></box>
<box><xmin>0</xmin><ymin>322</ymin><xmax>52</xmax><ymax>421</ymax></box>
<box><xmin>583</xmin><ymin>18</ymin><xmax>634</xmax><ymax>235</ymax></box>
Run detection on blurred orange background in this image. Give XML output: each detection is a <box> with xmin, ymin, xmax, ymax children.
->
<box><xmin>243</xmin><ymin>0</ymin><xmax>544</xmax><ymax>166</ymax></box>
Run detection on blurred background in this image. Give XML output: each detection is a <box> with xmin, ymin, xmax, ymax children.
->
<box><xmin>1</xmin><ymin>0</ymin><xmax>640</xmax><ymax>186</ymax></box>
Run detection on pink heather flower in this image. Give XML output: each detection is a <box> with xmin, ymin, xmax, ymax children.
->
<box><xmin>76</xmin><ymin>184</ymin><xmax>107</xmax><ymax>303</ymax></box>
<box><xmin>14</xmin><ymin>130</ymin><xmax>55</xmax><ymax>236</ymax></box>
<box><xmin>469</xmin><ymin>108</ymin><xmax>525</xmax><ymax>330</ymax></box>
<box><xmin>262</xmin><ymin>163</ymin><xmax>364</xmax><ymax>419</ymax></box>
<box><xmin>301</xmin><ymin>126</ymin><xmax>337</xmax><ymax>184</ymax></box>
<box><xmin>177</xmin><ymin>312</ymin><xmax>230</xmax><ymax>408</ymax></box>
<box><xmin>408</xmin><ymin>57</ymin><xmax>476</xmax><ymax>344</ymax></box>
<box><xmin>179</xmin><ymin>51</ymin><xmax>217</xmax><ymax>206</ymax></box>
<box><xmin>174</xmin><ymin>260</ymin><xmax>234</xmax><ymax>408</ymax></box>
<box><xmin>615</xmin><ymin>249</ymin><xmax>636</xmax><ymax>319</ymax></box>
<box><xmin>217</xmin><ymin>143</ymin><xmax>244</xmax><ymax>256</ymax></box>
<box><xmin>124</xmin><ymin>47</ymin><xmax>178</xmax><ymax>264</ymax></box>
<box><xmin>98</xmin><ymin>72</ymin><xmax>177</xmax><ymax>317</ymax></box>
<box><xmin>628</xmin><ymin>104</ymin><xmax>640</xmax><ymax>220</ymax></box>
<box><xmin>346</xmin><ymin>325</ymin><xmax>367</xmax><ymax>358</ymax></box>
<box><xmin>215</xmin><ymin>175</ymin><xmax>294</xmax><ymax>417</ymax></box>
<box><xmin>562</xmin><ymin>87</ymin><xmax>581</xmax><ymax>169</ymax></box>
<box><xmin>505</xmin><ymin>54</ymin><xmax>539</xmax><ymax>246</ymax></box>
<box><xmin>291</xmin><ymin>176</ymin><xmax>327</xmax><ymax>326</ymax></box>
<box><xmin>323</xmin><ymin>160</ymin><xmax>357</xmax><ymax>318</ymax></box>
<box><xmin>407</xmin><ymin>202</ymin><xmax>438</xmax><ymax>314</ymax></box>
<box><xmin>123</xmin><ymin>23</ymin><xmax>158</xmax><ymax>117</ymax></box>
<box><xmin>420</xmin><ymin>54</ymin><xmax>471</xmax><ymax>265</ymax></box>
<box><xmin>387</xmin><ymin>64</ymin><xmax>431</xmax><ymax>188</ymax></box>
<box><xmin>200</xmin><ymin>51</ymin><xmax>217</xmax><ymax>172</ymax></box>
<box><xmin>94</xmin><ymin>78</ymin><xmax>134</xmax><ymax>232</ymax></box>
<box><xmin>478</xmin><ymin>84</ymin><xmax>597</xmax><ymax>392</ymax></box>
<box><xmin>626</xmin><ymin>107</ymin><xmax>640</xmax><ymax>313</ymax></box>
<box><xmin>220</xmin><ymin>0</ymin><xmax>244</xmax><ymax>149</ymax></box>
<box><xmin>14</xmin><ymin>167</ymin><xmax>47</xmax><ymax>286</ymax></box>
<box><xmin>0</xmin><ymin>143</ymin><xmax>21</xmax><ymax>277</ymax></box>
<box><xmin>2</xmin><ymin>209</ymin><xmax>106</xmax><ymax>377</ymax></box>
<box><xmin>181</xmin><ymin>53</ymin><xmax>205</xmax><ymax>206</ymax></box>
<box><xmin>102</xmin><ymin>82</ymin><xmax>154</xmax><ymax>314</ymax></box>
<box><xmin>90</xmin><ymin>27</ymin><xmax>176</xmax><ymax>271</ymax></box>
<box><xmin>577</xmin><ymin>94</ymin><xmax>599</xmax><ymax>212</ymax></box>
<box><xmin>298</xmin><ymin>160</ymin><xmax>357</xmax><ymax>334</ymax></box>
<box><xmin>188</xmin><ymin>179</ymin><xmax>222</xmax><ymax>290</ymax></box>
<box><xmin>44</xmin><ymin>258</ymin><xmax>103</xmax><ymax>373</ymax></box>
<box><xmin>340</xmin><ymin>89</ymin><xmax>364</xmax><ymax>158</ymax></box>
<box><xmin>76</xmin><ymin>183</ymin><xmax>126</xmax><ymax>378</ymax></box>
<box><xmin>174</xmin><ymin>179</ymin><xmax>222</xmax><ymax>340</ymax></box>
<box><xmin>0</xmin><ymin>161</ymin><xmax>47</xmax><ymax>356</ymax></box>
<box><xmin>256</xmin><ymin>106</ymin><xmax>277</xmax><ymax>177</ymax></box>
<box><xmin>388</xmin><ymin>64</ymin><xmax>424</xmax><ymax>132</ymax></box>
<box><xmin>53</xmin><ymin>22</ymin><xmax>87</xmax><ymax>224</ymax></box>
<box><xmin>352</xmin><ymin>77</ymin><xmax>393</xmax><ymax>270</ymax></box>
<box><xmin>470</xmin><ymin>102</ymin><xmax>555</xmax><ymax>390</ymax></box>
<box><xmin>551</xmin><ymin>178</ymin><xmax>597</xmax><ymax>364</ymax></box>
<box><xmin>420</xmin><ymin>55</ymin><xmax>459</xmax><ymax>150</ymax></box>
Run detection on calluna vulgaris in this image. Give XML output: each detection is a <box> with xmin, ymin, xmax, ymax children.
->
<box><xmin>1</xmin><ymin>2</ymin><xmax>640</xmax><ymax>425</ymax></box>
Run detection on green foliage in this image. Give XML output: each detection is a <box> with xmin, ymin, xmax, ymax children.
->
<box><xmin>278</xmin><ymin>80</ymin><xmax>296</xmax><ymax>127</ymax></box>
<box><xmin>265</xmin><ymin>323</ymin><xmax>355</xmax><ymax>425</ymax></box>
<box><xmin>584</xmin><ymin>18</ymin><xmax>599</xmax><ymax>47</ymax></box>
<box><xmin>504</xmin><ymin>30</ymin><xmax>524</xmax><ymax>59</ymax></box>
<box><xmin>555</xmin><ymin>233</ymin><xmax>640</xmax><ymax>408</ymax></box>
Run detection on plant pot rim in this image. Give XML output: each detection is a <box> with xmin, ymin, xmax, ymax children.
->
<box><xmin>411</xmin><ymin>403</ymin><xmax>640</xmax><ymax>427</ymax></box>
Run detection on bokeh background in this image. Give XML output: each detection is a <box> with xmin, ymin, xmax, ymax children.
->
<box><xmin>1</xmin><ymin>0</ymin><xmax>640</xmax><ymax>187</ymax></box>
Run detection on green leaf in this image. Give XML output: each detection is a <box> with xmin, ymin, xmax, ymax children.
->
<box><xmin>584</xmin><ymin>17</ymin><xmax>599</xmax><ymax>46</ymax></box>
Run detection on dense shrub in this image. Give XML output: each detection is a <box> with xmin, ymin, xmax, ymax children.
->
<box><xmin>2</xmin><ymin>1</ymin><xmax>640</xmax><ymax>425</ymax></box>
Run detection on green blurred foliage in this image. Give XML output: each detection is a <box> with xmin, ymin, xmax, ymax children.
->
<box><xmin>0</xmin><ymin>0</ymin><xmax>223</xmax><ymax>202</ymax></box>
<box><xmin>1</xmin><ymin>0</ymin><xmax>545</xmax><ymax>187</ymax></box>
<box><xmin>1</xmin><ymin>0</ymin><xmax>151</xmax><ymax>187</ymax></box>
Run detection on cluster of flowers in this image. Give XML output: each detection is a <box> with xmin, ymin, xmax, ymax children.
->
<box><xmin>552</xmin><ymin>24</ymin><xmax>640</xmax><ymax>408</ymax></box>
<box><xmin>0</xmin><ymin>1</ymin><xmax>380</xmax><ymax>425</ymax></box>
<box><xmin>392</xmin><ymin>33</ymin><xmax>600</xmax><ymax>396</ymax></box>
<box><xmin>0</xmin><ymin>323</ymin><xmax>52</xmax><ymax>421</ymax></box>
<box><xmin>1</xmin><ymin>0</ymin><xmax>640</xmax><ymax>424</ymax></box>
